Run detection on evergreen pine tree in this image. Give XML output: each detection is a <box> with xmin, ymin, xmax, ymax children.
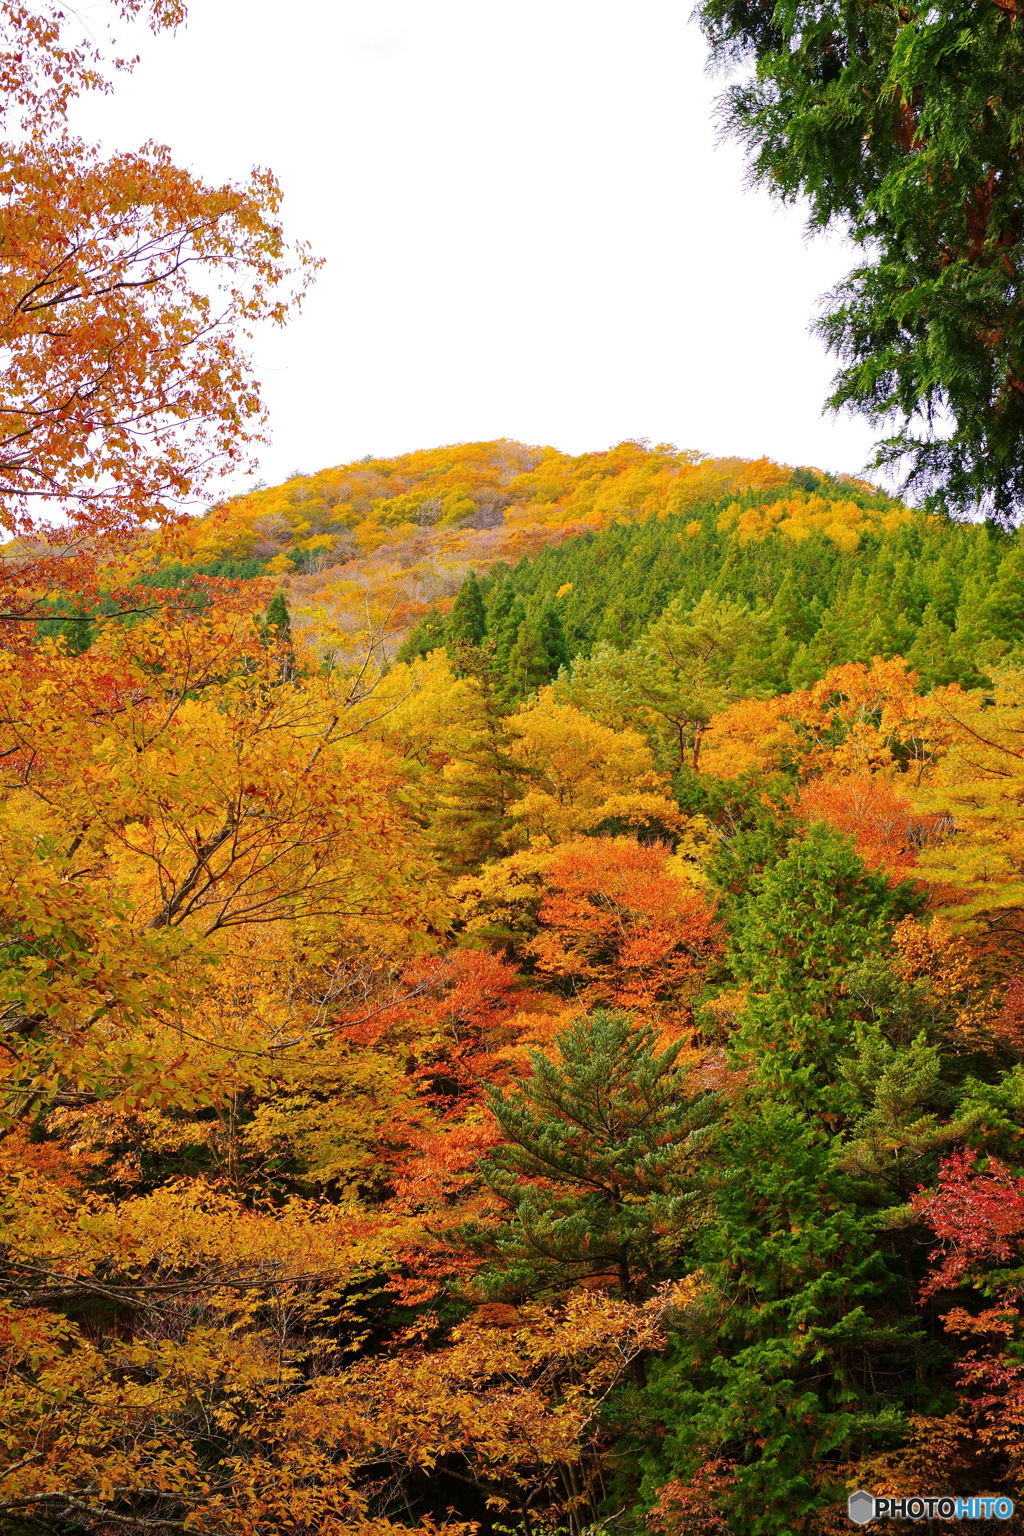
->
<box><xmin>263</xmin><ymin>589</ymin><xmax>292</xmax><ymax>645</ymax></box>
<box><xmin>506</xmin><ymin>616</ymin><xmax>552</xmax><ymax>698</ymax></box>
<box><xmin>446</xmin><ymin>570</ymin><xmax>487</xmax><ymax>649</ymax></box>
<box><xmin>61</xmin><ymin>612</ymin><xmax>95</xmax><ymax>654</ymax></box>
<box><xmin>642</xmin><ymin>828</ymin><xmax>927</xmax><ymax>1533</ymax></box>
<box><xmin>487</xmin><ymin>576</ymin><xmax>527</xmax><ymax>680</ymax></box>
<box><xmin>395</xmin><ymin>608</ymin><xmax>447</xmax><ymax>663</ymax></box>
<box><xmin>770</xmin><ymin>570</ymin><xmax>814</xmax><ymax>643</ymax></box>
<box><xmin>537</xmin><ymin>601</ymin><xmax>571</xmax><ymax>677</ymax></box>
<box><xmin>504</xmin><ymin>601</ymin><xmax>570</xmax><ymax>698</ymax></box>
<box><xmin>980</xmin><ymin>548</ymin><xmax>1024</xmax><ymax>643</ymax></box>
<box><xmin>694</xmin><ymin>0</ymin><xmax>1024</xmax><ymax>517</ymax></box>
<box><xmin>906</xmin><ymin>603</ymin><xmax>983</xmax><ymax>691</ymax></box>
<box><xmin>799</xmin><ymin>601</ymin><xmax>858</xmax><ymax>682</ymax></box>
<box><xmin>728</xmin><ymin>821</ymin><xmax>899</xmax><ymax>1027</ymax></box>
<box><xmin>924</xmin><ymin>558</ymin><xmax>960</xmax><ymax>629</ymax></box>
<box><xmin>787</xmin><ymin>640</ymin><xmax>816</xmax><ymax>692</ymax></box>
<box><xmin>634</xmin><ymin>591</ymin><xmax>768</xmax><ymax>769</ymax></box>
<box><xmin>485</xmin><ymin>572</ymin><xmax>517</xmax><ymax>634</ymax></box>
<box><xmin>481</xmin><ymin>1010</ymin><xmax>719</xmax><ymax>1301</ymax></box>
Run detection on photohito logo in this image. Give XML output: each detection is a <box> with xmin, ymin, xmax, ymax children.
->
<box><xmin>847</xmin><ymin>1491</ymin><xmax>1015</xmax><ymax>1524</ymax></box>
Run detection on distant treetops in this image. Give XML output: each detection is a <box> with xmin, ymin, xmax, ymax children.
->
<box><xmin>160</xmin><ymin>438</ymin><xmax>845</xmax><ymax>574</ymax></box>
<box><xmin>139</xmin><ymin>439</ymin><xmax>887</xmax><ymax>665</ymax></box>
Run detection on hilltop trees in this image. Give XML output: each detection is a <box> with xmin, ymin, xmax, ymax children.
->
<box><xmin>390</xmin><ymin>475</ymin><xmax>1014</xmax><ymax>718</ymax></box>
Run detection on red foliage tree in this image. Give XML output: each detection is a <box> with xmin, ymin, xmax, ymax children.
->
<box><xmin>529</xmin><ymin>837</ymin><xmax>721</xmax><ymax>1014</ymax></box>
<box><xmin>911</xmin><ymin>1151</ymin><xmax>1024</xmax><ymax>1488</ymax></box>
<box><xmin>795</xmin><ymin>774</ymin><xmax>945</xmax><ymax>887</ymax></box>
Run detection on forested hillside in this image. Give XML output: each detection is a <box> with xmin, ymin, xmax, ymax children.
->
<box><xmin>401</xmin><ymin>469</ymin><xmax>1021</xmax><ymax>703</ymax></box>
<box><xmin>154</xmin><ymin>439</ymin><xmax>818</xmax><ymax>656</ymax></box>
<box><xmin>9</xmin><ymin>0</ymin><xmax>1024</xmax><ymax>1533</ymax></box>
<box><xmin>156</xmin><ymin>437</ymin><xmax>1024</xmax><ymax>708</ymax></box>
<box><xmin>10</xmin><ymin>438</ymin><xmax>1024</xmax><ymax>1532</ymax></box>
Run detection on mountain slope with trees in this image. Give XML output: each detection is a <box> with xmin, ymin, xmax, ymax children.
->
<box><xmin>9</xmin><ymin>0</ymin><xmax>1024</xmax><ymax>1532</ymax></box>
<box><xmin>154</xmin><ymin>440</ymin><xmax>838</xmax><ymax>658</ymax></box>
<box><xmin>12</xmin><ymin>441</ymin><xmax>1024</xmax><ymax>1534</ymax></box>
<box><xmin>401</xmin><ymin>467</ymin><xmax>1024</xmax><ymax>706</ymax></box>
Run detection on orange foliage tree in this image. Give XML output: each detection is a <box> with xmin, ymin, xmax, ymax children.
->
<box><xmin>0</xmin><ymin>598</ymin><xmax>446</xmax><ymax>1117</ymax></box>
<box><xmin>529</xmin><ymin>837</ymin><xmax>720</xmax><ymax>1015</ymax></box>
<box><xmin>794</xmin><ymin>774</ymin><xmax>947</xmax><ymax>889</ymax></box>
<box><xmin>0</xmin><ymin>0</ymin><xmax>317</xmax><ymax>624</ymax></box>
<box><xmin>699</xmin><ymin>657</ymin><xmax>957</xmax><ymax>783</ymax></box>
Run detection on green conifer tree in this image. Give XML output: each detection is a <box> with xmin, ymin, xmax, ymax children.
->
<box><xmin>906</xmin><ymin>603</ymin><xmax>983</xmax><ymax>691</ymax></box>
<box><xmin>634</xmin><ymin>591</ymin><xmax>768</xmax><ymax>769</ymax></box>
<box><xmin>263</xmin><ymin>589</ymin><xmax>292</xmax><ymax>645</ymax></box>
<box><xmin>506</xmin><ymin>617</ymin><xmax>551</xmax><ymax>698</ymax></box>
<box><xmin>446</xmin><ymin>570</ymin><xmax>487</xmax><ymax>649</ymax></box>
<box><xmin>770</xmin><ymin>570</ymin><xmax>814</xmax><ymax>643</ymax></box>
<box><xmin>58</xmin><ymin>611</ymin><xmax>95</xmax><ymax>655</ymax></box>
<box><xmin>924</xmin><ymin>558</ymin><xmax>960</xmax><ymax>629</ymax></box>
<box><xmin>537</xmin><ymin>601</ymin><xmax>571</xmax><ymax>677</ymax></box>
<box><xmin>487</xmin><ymin>576</ymin><xmax>527</xmax><ymax>679</ymax></box>
<box><xmin>485</xmin><ymin>572</ymin><xmax>517</xmax><ymax>633</ymax></box>
<box><xmin>980</xmin><ymin>548</ymin><xmax>1024</xmax><ymax>643</ymax></box>
<box><xmin>481</xmin><ymin>1010</ymin><xmax>719</xmax><ymax>1302</ymax></box>
<box><xmin>396</xmin><ymin>608</ymin><xmax>447</xmax><ymax>663</ymax></box>
<box><xmin>694</xmin><ymin>0</ymin><xmax>1024</xmax><ymax>517</ymax></box>
<box><xmin>642</xmin><ymin>828</ymin><xmax>926</xmax><ymax>1533</ymax></box>
<box><xmin>504</xmin><ymin>602</ymin><xmax>570</xmax><ymax>698</ymax></box>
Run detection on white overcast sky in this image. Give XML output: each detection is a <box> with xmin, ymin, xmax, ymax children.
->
<box><xmin>72</xmin><ymin>0</ymin><xmax>885</xmax><ymax>494</ymax></box>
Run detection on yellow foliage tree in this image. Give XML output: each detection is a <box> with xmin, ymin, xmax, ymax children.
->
<box><xmin>913</xmin><ymin>667</ymin><xmax>1024</xmax><ymax>950</ymax></box>
<box><xmin>504</xmin><ymin>692</ymin><xmax>682</xmax><ymax>844</ymax></box>
<box><xmin>698</xmin><ymin>658</ymin><xmax>958</xmax><ymax>783</ymax></box>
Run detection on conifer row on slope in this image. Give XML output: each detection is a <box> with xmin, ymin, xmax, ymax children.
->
<box><xmin>163</xmin><ymin>438</ymin><xmax>1024</xmax><ymax>698</ymax></box>
<box><xmin>402</xmin><ymin>472</ymin><xmax>1024</xmax><ymax>703</ymax></box>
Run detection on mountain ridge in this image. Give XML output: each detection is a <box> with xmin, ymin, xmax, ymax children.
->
<box><xmin>158</xmin><ymin>438</ymin><xmax>871</xmax><ymax>653</ymax></box>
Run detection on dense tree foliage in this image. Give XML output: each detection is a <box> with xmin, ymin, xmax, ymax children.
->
<box><xmin>9</xmin><ymin>8</ymin><xmax>1024</xmax><ymax>1534</ymax></box>
<box><xmin>10</xmin><ymin>516</ymin><xmax>1024</xmax><ymax>1532</ymax></box>
<box><xmin>694</xmin><ymin>0</ymin><xmax>1024</xmax><ymax>519</ymax></box>
<box><xmin>161</xmin><ymin>440</ymin><xmax>803</xmax><ymax>661</ymax></box>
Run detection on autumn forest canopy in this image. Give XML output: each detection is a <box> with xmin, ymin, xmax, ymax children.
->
<box><xmin>8</xmin><ymin>3</ymin><xmax>1024</xmax><ymax>1536</ymax></box>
